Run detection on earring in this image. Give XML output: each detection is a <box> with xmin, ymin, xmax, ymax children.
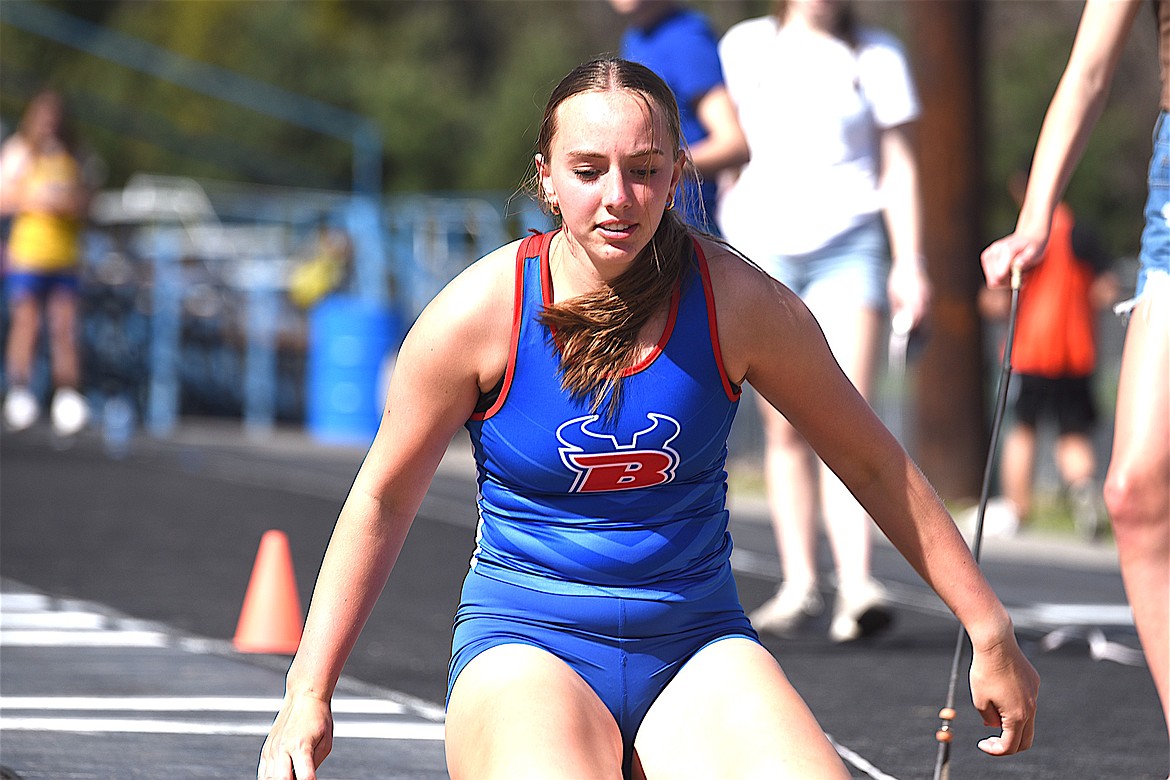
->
<box><xmin>666</xmin><ymin>195</ymin><xmax>675</xmax><ymax>211</ymax></box>
<box><xmin>550</xmin><ymin>203</ymin><xmax>561</xmax><ymax>216</ymax></box>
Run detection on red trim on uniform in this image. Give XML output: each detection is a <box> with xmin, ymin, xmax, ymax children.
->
<box><xmin>539</xmin><ymin>229</ymin><xmax>557</xmax><ymax>306</ymax></box>
<box><xmin>540</xmin><ymin>229</ymin><xmax>567</xmax><ymax>353</ymax></box>
<box><xmin>695</xmin><ymin>240</ymin><xmax>741</xmax><ymax>402</ymax></box>
<box><xmin>469</xmin><ymin>234</ymin><xmax>540</xmax><ymax>421</ymax></box>
<box><xmin>621</xmin><ymin>282</ymin><xmax>678</xmax><ymax>377</ymax></box>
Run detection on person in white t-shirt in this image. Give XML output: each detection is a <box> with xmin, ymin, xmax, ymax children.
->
<box><xmin>718</xmin><ymin>0</ymin><xmax>931</xmax><ymax>642</ymax></box>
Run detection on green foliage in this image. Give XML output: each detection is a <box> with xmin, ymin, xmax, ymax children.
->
<box><xmin>0</xmin><ymin>0</ymin><xmax>618</xmax><ymax>193</ymax></box>
<box><xmin>982</xmin><ymin>0</ymin><xmax>1157</xmax><ymax>258</ymax></box>
<box><xmin>0</xmin><ymin>0</ymin><xmax>1158</xmax><ymax>261</ymax></box>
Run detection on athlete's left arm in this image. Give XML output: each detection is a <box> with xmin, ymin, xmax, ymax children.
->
<box><xmin>704</xmin><ymin>242</ymin><xmax>1038</xmax><ymax>754</ymax></box>
<box><xmin>707</xmin><ymin>246</ymin><xmax>968</xmax><ymax>600</ymax></box>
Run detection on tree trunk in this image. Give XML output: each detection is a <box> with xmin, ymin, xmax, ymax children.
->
<box><xmin>905</xmin><ymin>1</ymin><xmax>987</xmax><ymax>503</ymax></box>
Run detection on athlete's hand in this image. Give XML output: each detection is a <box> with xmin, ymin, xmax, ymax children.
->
<box><xmin>968</xmin><ymin>631</ymin><xmax>1039</xmax><ymax>756</ymax></box>
<box><xmin>257</xmin><ymin>691</ymin><xmax>333</xmax><ymax>780</ymax></box>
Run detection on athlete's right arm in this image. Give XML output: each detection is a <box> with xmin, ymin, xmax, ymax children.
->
<box><xmin>257</xmin><ymin>241</ymin><xmax>520</xmax><ymax>780</ymax></box>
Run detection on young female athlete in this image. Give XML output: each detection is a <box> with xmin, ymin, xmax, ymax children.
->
<box><xmin>258</xmin><ymin>56</ymin><xmax>1037</xmax><ymax>780</ymax></box>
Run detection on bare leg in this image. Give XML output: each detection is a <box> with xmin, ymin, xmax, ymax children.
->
<box><xmin>1055</xmin><ymin>431</ymin><xmax>1097</xmax><ymax>487</ymax></box>
<box><xmin>811</xmin><ymin>303</ymin><xmax>881</xmax><ymax>590</ymax></box>
<box><xmin>45</xmin><ymin>287</ymin><xmax>82</xmax><ymax>390</ymax></box>
<box><xmin>446</xmin><ymin>644</ymin><xmax>624</xmax><ymax>780</ymax></box>
<box><xmin>1102</xmin><ymin>293</ymin><xmax>1170</xmax><ymax>745</ymax></box>
<box><xmin>1059</xmin><ymin>430</ymin><xmax>1105</xmax><ymax>537</ymax></box>
<box><xmin>5</xmin><ymin>294</ymin><xmax>41</xmax><ymax>386</ymax></box>
<box><xmin>635</xmin><ymin>638</ymin><xmax>849</xmax><ymax>779</ymax></box>
<box><xmin>757</xmin><ymin>394</ymin><xmax>820</xmax><ymax>590</ymax></box>
<box><xmin>3</xmin><ymin>294</ymin><xmax>44</xmax><ymax>430</ymax></box>
<box><xmin>805</xmin><ymin>300</ymin><xmax>893</xmax><ymax>638</ymax></box>
<box><xmin>749</xmin><ymin>395</ymin><xmax>825</xmax><ymax>634</ymax></box>
<box><xmin>1001</xmin><ymin>424</ymin><xmax>1037</xmax><ymax>520</ymax></box>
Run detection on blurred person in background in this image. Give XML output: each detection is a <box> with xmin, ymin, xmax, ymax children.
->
<box><xmin>982</xmin><ymin>0</ymin><xmax>1169</xmax><ymax>761</ymax></box>
<box><xmin>610</xmin><ymin>0</ymin><xmax>750</xmax><ymax>233</ymax></box>
<box><xmin>716</xmin><ymin>0</ymin><xmax>931</xmax><ymax>642</ymax></box>
<box><xmin>288</xmin><ymin>219</ymin><xmax>353</xmax><ymax>311</ymax></box>
<box><xmin>0</xmin><ymin>88</ymin><xmax>95</xmax><ymax>436</ymax></box>
<box><xmin>978</xmin><ymin>168</ymin><xmax>1118</xmax><ymax>541</ymax></box>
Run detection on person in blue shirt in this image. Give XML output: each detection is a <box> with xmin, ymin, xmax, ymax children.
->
<box><xmin>611</xmin><ymin>0</ymin><xmax>749</xmax><ymax>233</ymax></box>
<box><xmin>258</xmin><ymin>56</ymin><xmax>1037</xmax><ymax>780</ymax></box>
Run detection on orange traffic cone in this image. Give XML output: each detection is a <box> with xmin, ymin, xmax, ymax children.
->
<box><xmin>233</xmin><ymin>530</ymin><xmax>304</xmax><ymax>654</ymax></box>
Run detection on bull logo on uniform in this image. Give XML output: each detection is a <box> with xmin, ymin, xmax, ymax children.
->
<box><xmin>556</xmin><ymin>413</ymin><xmax>681</xmax><ymax>493</ymax></box>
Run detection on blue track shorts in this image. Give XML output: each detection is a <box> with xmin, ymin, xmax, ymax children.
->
<box><xmin>448</xmin><ymin>565</ymin><xmax>759</xmax><ymax>776</ymax></box>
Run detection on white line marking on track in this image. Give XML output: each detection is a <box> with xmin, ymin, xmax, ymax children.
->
<box><xmin>0</xmin><ymin>610</ymin><xmax>107</xmax><ymax>629</ymax></box>
<box><xmin>1011</xmin><ymin>602</ymin><xmax>1133</xmax><ymax>627</ymax></box>
<box><xmin>0</xmin><ymin>717</ymin><xmax>446</xmax><ymax>740</ymax></box>
<box><xmin>0</xmin><ymin>629</ymin><xmax>170</xmax><ymax>647</ymax></box>
<box><xmin>0</xmin><ymin>593</ymin><xmax>53</xmax><ymax>611</ymax></box>
<box><xmin>826</xmin><ymin>733</ymin><xmax>902</xmax><ymax>780</ymax></box>
<box><xmin>0</xmin><ymin>696</ymin><xmax>412</xmax><ymax>715</ymax></box>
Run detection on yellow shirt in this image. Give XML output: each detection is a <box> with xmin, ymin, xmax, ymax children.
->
<box><xmin>6</xmin><ymin>150</ymin><xmax>84</xmax><ymax>273</ymax></box>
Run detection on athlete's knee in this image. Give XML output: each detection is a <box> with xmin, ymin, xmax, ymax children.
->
<box><xmin>1104</xmin><ymin>461</ymin><xmax>1169</xmax><ymax>543</ymax></box>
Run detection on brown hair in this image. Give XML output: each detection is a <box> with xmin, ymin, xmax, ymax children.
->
<box><xmin>19</xmin><ymin>89</ymin><xmax>77</xmax><ymax>155</ymax></box>
<box><xmin>529</xmin><ymin>57</ymin><xmax>695</xmax><ymax>417</ymax></box>
<box><xmin>773</xmin><ymin>0</ymin><xmax>859</xmax><ymax>49</ymax></box>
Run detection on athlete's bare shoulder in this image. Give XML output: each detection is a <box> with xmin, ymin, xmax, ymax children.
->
<box><xmin>695</xmin><ymin>235</ymin><xmax>802</xmax><ymax>313</ymax></box>
<box><xmin>405</xmin><ymin>239</ymin><xmax>523</xmax><ymax>393</ymax></box>
<box><xmin>693</xmin><ymin>235</ymin><xmax>817</xmax><ymax>385</ymax></box>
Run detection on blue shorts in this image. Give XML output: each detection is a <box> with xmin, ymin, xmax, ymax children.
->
<box><xmin>448</xmin><ymin>566</ymin><xmax>758</xmax><ymax>777</ymax></box>
<box><xmin>5</xmin><ymin>271</ymin><xmax>80</xmax><ymax>304</ymax></box>
<box><xmin>755</xmin><ymin>215</ymin><xmax>890</xmax><ymax>311</ymax></box>
<box><xmin>1134</xmin><ymin>111</ymin><xmax>1170</xmax><ymax>304</ymax></box>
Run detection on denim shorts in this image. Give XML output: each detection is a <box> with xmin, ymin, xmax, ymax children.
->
<box><xmin>754</xmin><ymin>214</ymin><xmax>890</xmax><ymax>311</ymax></box>
<box><xmin>1118</xmin><ymin>110</ymin><xmax>1170</xmax><ymax>318</ymax></box>
<box><xmin>1134</xmin><ymin>110</ymin><xmax>1170</xmax><ymax>304</ymax></box>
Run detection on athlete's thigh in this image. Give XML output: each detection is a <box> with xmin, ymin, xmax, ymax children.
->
<box><xmin>634</xmin><ymin>637</ymin><xmax>849</xmax><ymax>780</ymax></box>
<box><xmin>445</xmin><ymin>643</ymin><xmax>624</xmax><ymax>780</ymax></box>
<box><xmin>1110</xmin><ymin>292</ymin><xmax>1170</xmax><ymax>479</ymax></box>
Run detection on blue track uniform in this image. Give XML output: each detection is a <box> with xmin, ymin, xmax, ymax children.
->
<box><xmin>450</xmin><ymin>231</ymin><xmax>757</xmax><ymax>774</ymax></box>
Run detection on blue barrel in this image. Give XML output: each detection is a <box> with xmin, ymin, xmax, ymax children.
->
<box><xmin>306</xmin><ymin>296</ymin><xmax>399</xmax><ymax>445</ymax></box>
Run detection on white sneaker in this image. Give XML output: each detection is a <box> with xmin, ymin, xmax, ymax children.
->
<box><xmin>50</xmin><ymin>387</ymin><xmax>90</xmax><ymax>437</ymax></box>
<box><xmin>829</xmin><ymin>578</ymin><xmax>893</xmax><ymax>643</ymax></box>
<box><xmin>750</xmin><ymin>582</ymin><xmax>824</xmax><ymax>636</ymax></box>
<box><xmin>956</xmin><ymin>497</ymin><xmax>1020</xmax><ymax>541</ymax></box>
<box><xmin>981</xmin><ymin>497</ymin><xmax>1021</xmax><ymax>540</ymax></box>
<box><xmin>4</xmin><ymin>387</ymin><xmax>40</xmax><ymax>431</ymax></box>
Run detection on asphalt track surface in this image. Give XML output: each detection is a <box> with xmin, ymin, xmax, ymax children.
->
<box><xmin>1</xmin><ymin>420</ymin><xmax>1167</xmax><ymax>779</ymax></box>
